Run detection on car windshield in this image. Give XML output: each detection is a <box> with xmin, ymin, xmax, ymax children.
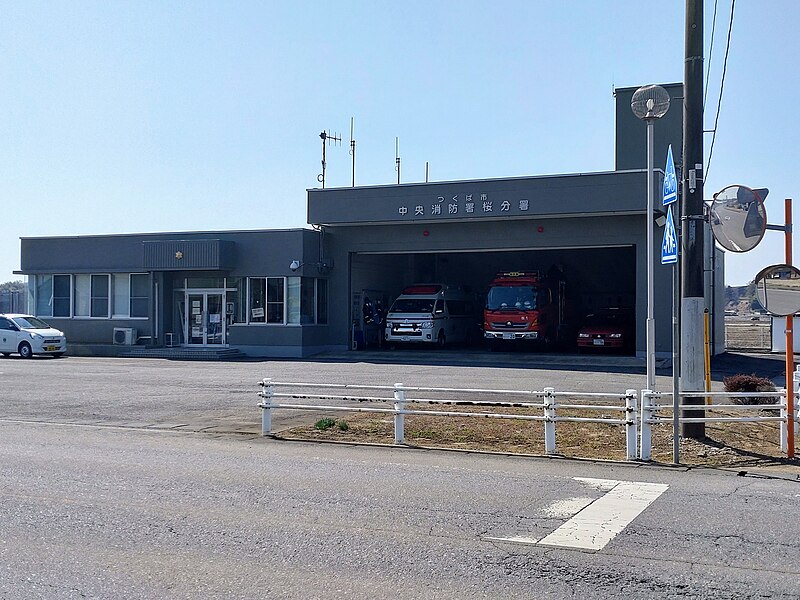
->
<box><xmin>486</xmin><ymin>286</ymin><xmax>537</xmax><ymax>310</ymax></box>
<box><xmin>389</xmin><ymin>298</ymin><xmax>436</xmax><ymax>314</ymax></box>
<box><xmin>12</xmin><ymin>316</ymin><xmax>52</xmax><ymax>329</ymax></box>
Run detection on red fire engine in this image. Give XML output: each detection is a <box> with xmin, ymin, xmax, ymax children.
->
<box><xmin>483</xmin><ymin>271</ymin><xmax>566</xmax><ymax>349</ymax></box>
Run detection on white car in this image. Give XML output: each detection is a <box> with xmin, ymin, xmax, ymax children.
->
<box><xmin>0</xmin><ymin>314</ymin><xmax>67</xmax><ymax>358</ymax></box>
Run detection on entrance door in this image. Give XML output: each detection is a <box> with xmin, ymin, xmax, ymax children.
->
<box><xmin>187</xmin><ymin>292</ymin><xmax>225</xmax><ymax>346</ymax></box>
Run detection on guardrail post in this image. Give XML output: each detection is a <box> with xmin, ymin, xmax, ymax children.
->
<box><xmin>260</xmin><ymin>378</ymin><xmax>273</xmax><ymax>436</ymax></box>
<box><xmin>639</xmin><ymin>390</ymin><xmax>652</xmax><ymax>461</ymax></box>
<box><xmin>794</xmin><ymin>366</ymin><xmax>800</xmax><ymax>443</ymax></box>
<box><xmin>625</xmin><ymin>389</ymin><xmax>638</xmax><ymax>461</ymax></box>
<box><xmin>543</xmin><ymin>387</ymin><xmax>556</xmax><ymax>454</ymax></box>
<box><xmin>786</xmin><ymin>369</ymin><xmax>800</xmax><ymax>454</ymax></box>
<box><xmin>394</xmin><ymin>383</ymin><xmax>406</xmax><ymax>444</ymax></box>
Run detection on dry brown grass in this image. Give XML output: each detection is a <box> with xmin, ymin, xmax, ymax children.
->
<box><xmin>277</xmin><ymin>402</ymin><xmax>800</xmax><ymax>471</ymax></box>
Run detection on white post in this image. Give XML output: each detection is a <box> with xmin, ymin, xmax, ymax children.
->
<box><xmin>640</xmin><ymin>390</ymin><xmax>652</xmax><ymax>461</ymax></box>
<box><xmin>544</xmin><ymin>387</ymin><xmax>556</xmax><ymax>454</ymax></box>
<box><xmin>394</xmin><ymin>383</ymin><xmax>405</xmax><ymax>444</ymax></box>
<box><xmin>794</xmin><ymin>366</ymin><xmax>800</xmax><ymax>442</ymax></box>
<box><xmin>781</xmin><ymin>387</ymin><xmax>788</xmax><ymax>453</ymax></box>
<box><xmin>625</xmin><ymin>389</ymin><xmax>638</xmax><ymax>461</ymax></box>
<box><xmin>646</xmin><ymin>118</ymin><xmax>656</xmax><ymax>392</ymax></box>
<box><xmin>260</xmin><ymin>378</ymin><xmax>273</xmax><ymax>436</ymax></box>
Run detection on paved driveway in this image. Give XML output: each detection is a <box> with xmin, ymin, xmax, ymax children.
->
<box><xmin>1</xmin><ymin>351</ymin><xmax>787</xmax><ymax>435</ymax></box>
<box><xmin>0</xmin><ymin>352</ymin><xmax>668</xmax><ymax>434</ymax></box>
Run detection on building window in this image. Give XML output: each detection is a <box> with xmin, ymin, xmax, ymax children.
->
<box><xmin>287</xmin><ymin>277</ymin><xmax>326</xmax><ymax>325</ymax></box>
<box><xmin>130</xmin><ymin>274</ymin><xmax>149</xmax><ymax>318</ymax></box>
<box><xmin>248</xmin><ymin>278</ymin><xmax>266</xmax><ymax>323</ymax></box>
<box><xmin>247</xmin><ymin>277</ymin><xmax>325</xmax><ymax>325</ymax></box>
<box><xmin>74</xmin><ymin>274</ymin><xmax>109</xmax><ymax>317</ymax></box>
<box><xmin>34</xmin><ymin>273</ymin><xmax>145</xmax><ymax>320</ymax></box>
<box><xmin>112</xmin><ymin>274</ymin><xmax>130</xmax><ymax>317</ymax></box>
<box><xmin>91</xmin><ymin>275</ymin><xmax>110</xmax><ymax>317</ymax></box>
<box><xmin>247</xmin><ymin>277</ymin><xmax>285</xmax><ymax>324</ymax></box>
<box><xmin>35</xmin><ymin>275</ymin><xmax>53</xmax><ymax>316</ymax></box>
<box><xmin>52</xmin><ymin>275</ymin><xmax>71</xmax><ymax>317</ymax></box>
<box><xmin>112</xmin><ymin>273</ymin><xmax>149</xmax><ymax>318</ymax></box>
<box><xmin>267</xmin><ymin>278</ymin><xmax>284</xmax><ymax>324</ymax></box>
<box><xmin>74</xmin><ymin>275</ymin><xmax>91</xmax><ymax>317</ymax></box>
<box><xmin>34</xmin><ymin>274</ymin><xmax>71</xmax><ymax>317</ymax></box>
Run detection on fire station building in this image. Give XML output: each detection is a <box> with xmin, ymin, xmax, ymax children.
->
<box><xmin>16</xmin><ymin>83</ymin><xmax>725</xmax><ymax>359</ymax></box>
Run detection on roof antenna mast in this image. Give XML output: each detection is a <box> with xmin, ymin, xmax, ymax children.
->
<box><xmin>395</xmin><ymin>137</ymin><xmax>401</xmax><ymax>184</ymax></box>
<box><xmin>317</xmin><ymin>130</ymin><xmax>342</xmax><ymax>189</ymax></box>
<box><xmin>349</xmin><ymin>118</ymin><xmax>356</xmax><ymax>187</ymax></box>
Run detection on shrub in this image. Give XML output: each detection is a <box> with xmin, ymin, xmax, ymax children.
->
<box><xmin>723</xmin><ymin>373</ymin><xmax>777</xmax><ymax>405</ymax></box>
<box><xmin>337</xmin><ymin>421</ymin><xmax>350</xmax><ymax>431</ymax></box>
<box><xmin>314</xmin><ymin>418</ymin><xmax>337</xmax><ymax>431</ymax></box>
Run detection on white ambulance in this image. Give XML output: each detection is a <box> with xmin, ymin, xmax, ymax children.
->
<box><xmin>384</xmin><ymin>284</ymin><xmax>478</xmax><ymax>347</ymax></box>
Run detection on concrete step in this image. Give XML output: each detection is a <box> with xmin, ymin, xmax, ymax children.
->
<box><xmin>121</xmin><ymin>347</ymin><xmax>245</xmax><ymax>361</ymax></box>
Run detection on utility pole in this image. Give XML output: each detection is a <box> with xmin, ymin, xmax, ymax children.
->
<box><xmin>681</xmin><ymin>0</ymin><xmax>706</xmax><ymax>438</ymax></box>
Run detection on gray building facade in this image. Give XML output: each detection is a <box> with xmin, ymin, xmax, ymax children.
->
<box><xmin>15</xmin><ymin>83</ymin><xmax>725</xmax><ymax>358</ymax></box>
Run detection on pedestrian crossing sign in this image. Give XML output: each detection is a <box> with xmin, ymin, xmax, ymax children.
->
<box><xmin>663</xmin><ymin>145</ymin><xmax>678</xmax><ymax>206</ymax></box>
<box><xmin>661</xmin><ymin>206</ymin><xmax>678</xmax><ymax>264</ymax></box>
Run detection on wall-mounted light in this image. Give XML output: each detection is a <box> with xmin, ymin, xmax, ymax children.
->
<box><xmin>289</xmin><ymin>259</ymin><xmax>333</xmax><ymax>274</ymax></box>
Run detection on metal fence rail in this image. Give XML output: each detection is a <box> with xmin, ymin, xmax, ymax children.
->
<box><xmin>258</xmin><ymin>379</ymin><xmax>640</xmax><ymax>460</ymax></box>
<box><xmin>258</xmin><ymin>379</ymin><xmax>800</xmax><ymax>461</ymax></box>
<box><xmin>639</xmin><ymin>388</ymin><xmax>798</xmax><ymax>460</ymax></box>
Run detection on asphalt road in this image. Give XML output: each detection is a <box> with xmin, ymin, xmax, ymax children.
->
<box><xmin>2</xmin><ymin>421</ymin><xmax>800</xmax><ymax>599</ymax></box>
<box><xmin>2</xmin><ymin>354</ymin><xmax>798</xmax><ymax>598</ymax></box>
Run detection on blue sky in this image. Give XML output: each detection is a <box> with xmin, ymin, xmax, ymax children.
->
<box><xmin>1</xmin><ymin>1</ymin><xmax>797</xmax><ymax>286</ymax></box>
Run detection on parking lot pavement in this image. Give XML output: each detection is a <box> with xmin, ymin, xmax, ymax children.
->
<box><xmin>0</xmin><ymin>351</ymin><xmax>785</xmax><ymax>436</ymax></box>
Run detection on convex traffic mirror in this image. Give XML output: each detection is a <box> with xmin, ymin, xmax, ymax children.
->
<box><xmin>754</xmin><ymin>264</ymin><xmax>800</xmax><ymax>317</ymax></box>
<box><xmin>709</xmin><ymin>185</ymin><xmax>767</xmax><ymax>253</ymax></box>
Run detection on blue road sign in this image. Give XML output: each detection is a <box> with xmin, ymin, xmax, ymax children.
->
<box><xmin>663</xmin><ymin>145</ymin><xmax>677</xmax><ymax>206</ymax></box>
<box><xmin>661</xmin><ymin>206</ymin><xmax>678</xmax><ymax>264</ymax></box>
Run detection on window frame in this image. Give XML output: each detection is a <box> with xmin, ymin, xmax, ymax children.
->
<box><xmin>244</xmin><ymin>276</ymin><xmax>328</xmax><ymax>326</ymax></box>
<box><xmin>34</xmin><ymin>274</ymin><xmax>73</xmax><ymax>318</ymax></box>
<box><xmin>90</xmin><ymin>274</ymin><xmax>111</xmax><ymax>318</ymax></box>
<box><xmin>129</xmin><ymin>273</ymin><xmax>149</xmax><ymax>319</ymax></box>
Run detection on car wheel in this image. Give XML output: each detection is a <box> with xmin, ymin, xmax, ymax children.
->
<box><xmin>18</xmin><ymin>342</ymin><xmax>33</xmax><ymax>359</ymax></box>
<box><xmin>437</xmin><ymin>331</ymin><xmax>446</xmax><ymax>348</ymax></box>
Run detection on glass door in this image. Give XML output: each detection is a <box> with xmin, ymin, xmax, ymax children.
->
<box><xmin>186</xmin><ymin>292</ymin><xmax>226</xmax><ymax>346</ymax></box>
<box><xmin>205</xmin><ymin>293</ymin><xmax>224</xmax><ymax>345</ymax></box>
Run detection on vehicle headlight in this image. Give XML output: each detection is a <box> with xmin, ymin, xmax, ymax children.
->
<box><xmin>420</xmin><ymin>321</ymin><xmax>434</xmax><ymax>329</ymax></box>
<box><xmin>30</xmin><ymin>333</ymin><xmax>43</xmax><ymax>340</ymax></box>
<box><xmin>578</xmin><ymin>333</ymin><xmax>590</xmax><ymax>338</ymax></box>
<box><xmin>609</xmin><ymin>333</ymin><xmax>623</xmax><ymax>338</ymax></box>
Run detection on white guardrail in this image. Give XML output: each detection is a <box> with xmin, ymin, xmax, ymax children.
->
<box><xmin>639</xmin><ymin>389</ymin><xmax>797</xmax><ymax>460</ymax></box>
<box><xmin>257</xmin><ymin>380</ymin><xmax>640</xmax><ymax>460</ymax></box>
<box><xmin>257</xmin><ymin>377</ymin><xmax>800</xmax><ymax>461</ymax></box>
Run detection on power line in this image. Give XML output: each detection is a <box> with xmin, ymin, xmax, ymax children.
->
<box><xmin>704</xmin><ymin>0</ymin><xmax>719</xmax><ymax>109</ymax></box>
<box><xmin>706</xmin><ymin>0</ymin><xmax>735</xmax><ymax>181</ymax></box>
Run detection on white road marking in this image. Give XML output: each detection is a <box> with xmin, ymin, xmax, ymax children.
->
<box><xmin>573</xmin><ymin>477</ymin><xmax>620</xmax><ymax>492</ymax></box>
<box><xmin>542</xmin><ymin>497</ymin><xmax>595</xmax><ymax>518</ymax></box>
<box><xmin>483</xmin><ymin>478</ymin><xmax>668</xmax><ymax>551</ymax></box>
<box><xmin>537</xmin><ymin>478</ymin><xmax>668</xmax><ymax>551</ymax></box>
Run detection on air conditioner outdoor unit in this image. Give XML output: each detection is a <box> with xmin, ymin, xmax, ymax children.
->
<box><xmin>113</xmin><ymin>327</ymin><xmax>137</xmax><ymax>345</ymax></box>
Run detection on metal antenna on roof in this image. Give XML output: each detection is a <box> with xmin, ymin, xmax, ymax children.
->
<box><xmin>349</xmin><ymin>118</ymin><xmax>356</xmax><ymax>187</ymax></box>
<box><xmin>317</xmin><ymin>130</ymin><xmax>342</xmax><ymax>189</ymax></box>
<box><xmin>395</xmin><ymin>137</ymin><xmax>401</xmax><ymax>184</ymax></box>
